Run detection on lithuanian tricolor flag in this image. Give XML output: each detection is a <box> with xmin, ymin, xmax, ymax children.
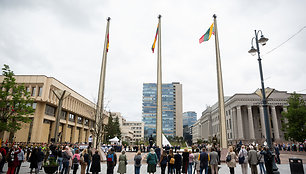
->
<box><xmin>199</xmin><ymin>23</ymin><xmax>214</xmax><ymax>44</ymax></box>
<box><xmin>152</xmin><ymin>24</ymin><xmax>159</xmax><ymax>53</ymax></box>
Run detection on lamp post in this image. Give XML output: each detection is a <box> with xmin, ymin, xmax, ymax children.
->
<box><xmin>248</xmin><ymin>30</ymin><xmax>279</xmax><ymax>174</ymax></box>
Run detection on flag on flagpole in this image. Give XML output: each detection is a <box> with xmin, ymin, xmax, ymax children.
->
<box><xmin>152</xmin><ymin>24</ymin><xmax>159</xmax><ymax>53</ymax></box>
<box><xmin>107</xmin><ymin>33</ymin><xmax>109</xmax><ymax>52</ymax></box>
<box><xmin>199</xmin><ymin>23</ymin><xmax>214</xmax><ymax>44</ymax></box>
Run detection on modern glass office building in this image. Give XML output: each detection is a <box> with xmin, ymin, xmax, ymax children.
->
<box><xmin>142</xmin><ymin>82</ymin><xmax>183</xmax><ymax>138</ymax></box>
<box><xmin>183</xmin><ymin>111</ymin><xmax>197</xmax><ymax>127</ymax></box>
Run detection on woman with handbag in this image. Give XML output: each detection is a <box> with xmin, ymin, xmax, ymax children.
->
<box><xmin>238</xmin><ymin>145</ymin><xmax>248</xmax><ymax>174</ymax></box>
<box><xmin>226</xmin><ymin>146</ymin><xmax>237</xmax><ymax>174</ymax></box>
<box><xmin>117</xmin><ymin>150</ymin><xmax>127</xmax><ymax>174</ymax></box>
<box><xmin>80</xmin><ymin>149</ymin><xmax>88</xmax><ymax>174</ymax></box>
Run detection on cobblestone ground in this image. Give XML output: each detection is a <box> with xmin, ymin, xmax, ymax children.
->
<box><xmin>3</xmin><ymin>152</ymin><xmax>306</xmax><ymax>174</ymax></box>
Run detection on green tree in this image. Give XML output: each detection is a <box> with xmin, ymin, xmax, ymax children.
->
<box><xmin>105</xmin><ymin>115</ymin><xmax>114</xmax><ymax>141</ymax></box>
<box><xmin>0</xmin><ymin>64</ymin><xmax>34</xmax><ymax>142</ymax></box>
<box><xmin>281</xmin><ymin>92</ymin><xmax>306</xmax><ymax>142</ymax></box>
<box><xmin>113</xmin><ymin>116</ymin><xmax>121</xmax><ymax>139</ymax></box>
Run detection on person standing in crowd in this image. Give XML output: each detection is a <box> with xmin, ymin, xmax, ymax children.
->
<box><xmin>193</xmin><ymin>149</ymin><xmax>200</xmax><ymax>174</ymax></box>
<box><xmin>86</xmin><ymin>146</ymin><xmax>92</xmax><ymax>174</ymax></box>
<box><xmin>107</xmin><ymin>148</ymin><xmax>117</xmax><ymax>174</ymax></box>
<box><xmin>209</xmin><ymin>147</ymin><xmax>219</xmax><ymax>174</ymax></box>
<box><xmin>134</xmin><ymin>151</ymin><xmax>142</xmax><ymax>174</ymax></box>
<box><xmin>182</xmin><ymin>148</ymin><xmax>189</xmax><ymax>174</ymax></box>
<box><xmin>36</xmin><ymin>147</ymin><xmax>45</xmax><ymax>173</ymax></box>
<box><xmin>6</xmin><ymin>145</ymin><xmax>20</xmax><ymax>174</ymax></box>
<box><xmin>90</xmin><ymin>150</ymin><xmax>101</xmax><ymax>174</ymax></box>
<box><xmin>80</xmin><ymin>149</ymin><xmax>89</xmax><ymax>174</ymax></box>
<box><xmin>168</xmin><ymin>149</ymin><xmax>175</xmax><ymax>174</ymax></box>
<box><xmin>238</xmin><ymin>145</ymin><xmax>248</xmax><ymax>174</ymax></box>
<box><xmin>263</xmin><ymin>146</ymin><xmax>273</xmax><ymax>174</ymax></box>
<box><xmin>174</xmin><ymin>150</ymin><xmax>182</xmax><ymax>174</ymax></box>
<box><xmin>29</xmin><ymin>147</ymin><xmax>38</xmax><ymax>174</ymax></box>
<box><xmin>117</xmin><ymin>150</ymin><xmax>127</xmax><ymax>174</ymax></box>
<box><xmin>274</xmin><ymin>143</ymin><xmax>280</xmax><ymax>164</ymax></box>
<box><xmin>147</xmin><ymin>148</ymin><xmax>158</xmax><ymax>174</ymax></box>
<box><xmin>248</xmin><ymin>146</ymin><xmax>259</xmax><ymax>174</ymax></box>
<box><xmin>57</xmin><ymin>146</ymin><xmax>64</xmax><ymax>173</ymax></box>
<box><xmin>226</xmin><ymin>146</ymin><xmax>236</xmax><ymax>174</ymax></box>
<box><xmin>66</xmin><ymin>146</ymin><xmax>73</xmax><ymax>174</ymax></box>
<box><xmin>160</xmin><ymin>150</ymin><xmax>168</xmax><ymax>174</ymax></box>
<box><xmin>0</xmin><ymin>144</ymin><xmax>7</xmax><ymax>173</ymax></box>
<box><xmin>155</xmin><ymin>146</ymin><xmax>161</xmax><ymax>162</ymax></box>
<box><xmin>258</xmin><ymin>147</ymin><xmax>266</xmax><ymax>174</ymax></box>
<box><xmin>15</xmin><ymin>145</ymin><xmax>24</xmax><ymax>174</ymax></box>
<box><xmin>188</xmin><ymin>150</ymin><xmax>194</xmax><ymax>174</ymax></box>
<box><xmin>61</xmin><ymin>146</ymin><xmax>71</xmax><ymax>174</ymax></box>
<box><xmin>72</xmin><ymin>149</ymin><xmax>81</xmax><ymax>174</ymax></box>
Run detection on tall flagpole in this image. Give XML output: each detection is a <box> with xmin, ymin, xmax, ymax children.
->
<box><xmin>156</xmin><ymin>14</ymin><xmax>162</xmax><ymax>148</ymax></box>
<box><xmin>213</xmin><ymin>14</ymin><xmax>227</xmax><ymax>148</ymax></box>
<box><xmin>94</xmin><ymin>17</ymin><xmax>111</xmax><ymax>148</ymax></box>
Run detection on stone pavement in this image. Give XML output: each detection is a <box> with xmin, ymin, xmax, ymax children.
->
<box><xmin>3</xmin><ymin>161</ymin><xmax>306</xmax><ymax>174</ymax></box>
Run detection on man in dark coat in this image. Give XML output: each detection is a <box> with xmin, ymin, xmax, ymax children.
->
<box><xmin>90</xmin><ymin>150</ymin><xmax>101</xmax><ymax>174</ymax></box>
<box><xmin>174</xmin><ymin>151</ymin><xmax>182</xmax><ymax>174</ymax></box>
<box><xmin>107</xmin><ymin>148</ymin><xmax>117</xmax><ymax>174</ymax></box>
<box><xmin>199</xmin><ymin>148</ymin><xmax>209</xmax><ymax>174</ymax></box>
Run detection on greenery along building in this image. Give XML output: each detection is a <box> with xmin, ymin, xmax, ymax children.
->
<box><xmin>0</xmin><ymin>75</ymin><xmax>101</xmax><ymax>143</ymax></box>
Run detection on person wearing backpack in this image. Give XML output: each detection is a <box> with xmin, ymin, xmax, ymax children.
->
<box><xmin>238</xmin><ymin>145</ymin><xmax>248</xmax><ymax>174</ymax></box>
<box><xmin>107</xmin><ymin>148</ymin><xmax>117</xmax><ymax>174</ymax></box>
<box><xmin>160</xmin><ymin>150</ymin><xmax>168</xmax><ymax>174</ymax></box>
<box><xmin>134</xmin><ymin>151</ymin><xmax>142</xmax><ymax>174</ymax></box>
<box><xmin>226</xmin><ymin>146</ymin><xmax>236</xmax><ymax>174</ymax></box>
<box><xmin>80</xmin><ymin>149</ymin><xmax>89</xmax><ymax>174</ymax></box>
<box><xmin>168</xmin><ymin>149</ymin><xmax>175</xmax><ymax>174</ymax></box>
<box><xmin>72</xmin><ymin>149</ymin><xmax>81</xmax><ymax>174</ymax></box>
<box><xmin>147</xmin><ymin>148</ymin><xmax>158</xmax><ymax>174</ymax></box>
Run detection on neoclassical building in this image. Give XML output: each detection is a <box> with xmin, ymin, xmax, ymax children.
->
<box><xmin>192</xmin><ymin>89</ymin><xmax>306</xmax><ymax>144</ymax></box>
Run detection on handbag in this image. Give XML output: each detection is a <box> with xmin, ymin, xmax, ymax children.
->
<box><xmin>226</xmin><ymin>153</ymin><xmax>231</xmax><ymax>162</ymax></box>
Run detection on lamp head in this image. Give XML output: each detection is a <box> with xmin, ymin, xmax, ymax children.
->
<box><xmin>248</xmin><ymin>46</ymin><xmax>257</xmax><ymax>56</ymax></box>
<box><xmin>258</xmin><ymin>35</ymin><xmax>269</xmax><ymax>46</ymax></box>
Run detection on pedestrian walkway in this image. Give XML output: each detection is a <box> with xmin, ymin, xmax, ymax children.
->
<box><xmin>3</xmin><ymin>161</ymin><xmax>305</xmax><ymax>174</ymax></box>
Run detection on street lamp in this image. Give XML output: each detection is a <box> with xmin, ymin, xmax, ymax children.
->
<box><xmin>248</xmin><ymin>30</ymin><xmax>279</xmax><ymax>174</ymax></box>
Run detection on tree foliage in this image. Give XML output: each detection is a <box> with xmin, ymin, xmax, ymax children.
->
<box><xmin>0</xmin><ymin>64</ymin><xmax>34</xmax><ymax>139</ymax></box>
<box><xmin>281</xmin><ymin>92</ymin><xmax>306</xmax><ymax>142</ymax></box>
<box><xmin>105</xmin><ymin>116</ymin><xmax>121</xmax><ymax>142</ymax></box>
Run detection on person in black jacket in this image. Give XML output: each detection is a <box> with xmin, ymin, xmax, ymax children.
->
<box><xmin>29</xmin><ymin>148</ymin><xmax>38</xmax><ymax>174</ymax></box>
<box><xmin>90</xmin><ymin>150</ymin><xmax>101</xmax><ymax>174</ymax></box>
<box><xmin>61</xmin><ymin>146</ymin><xmax>71</xmax><ymax>174</ymax></box>
<box><xmin>199</xmin><ymin>148</ymin><xmax>208</xmax><ymax>174</ymax></box>
<box><xmin>174</xmin><ymin>151</ymin><xmax>182</xmax><ymax>174</ymax></box>
<box><xmin>182</xmin><ymin>148</ymin><xmax>189</xmax><ymax>174</ymax></box>
<box><xmin>36</xmin><ymin>148</ymin><xmax>45</xmax><ymax>173</ymax></box>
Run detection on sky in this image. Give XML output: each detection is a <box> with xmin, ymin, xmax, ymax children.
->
<box><xmin>0</xmin><ymin>0</ymin><xmax>305</xmax><ymax>121</ymax></box>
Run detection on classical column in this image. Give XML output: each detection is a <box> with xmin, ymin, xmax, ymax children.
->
<box><xmin>247</xmin><ymin>106</ymin><xmax>255</xmax><ymax>140</ymax></box>
<box><xmin>283</xmin><ymin>107</ymin><xmax>288</xmax><ymax>124</ymax></box>
<box><xmin>259</xmin><ymin>106</ymin><xmax>266</xmax><ymax>138</ymax></box>
<box><xmin>236</xmin><ymin>106</ymin><xmax>244</xmax><ymax>139</ymax></box>
<box><xmin>271</xmin><ymin>106</ymin><xmax>280</xmax><ymax>139</ymax></box>
<box><xmin>231</xmin><ymin>108</ymin><xmax>237</xmax><ymax>140</ymax></box>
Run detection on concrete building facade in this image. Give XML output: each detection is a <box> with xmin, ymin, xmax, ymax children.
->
<box><xmin>192</xmin><ymin>89</ymin><xmax>306</xmax><ymax>144</ymax></box>
<box><xmin>123</xmin><ymin>121</ymin><xmax>144</xmax><ymax>144</ymax></box>
<box><xmin>0</xmin><ymin>75</ymin><xmax>102</xmax><ymax>144</ymax></box>
<box><xmin>142</xmin><ymin>82</ymin><xmax>183</xmax><ymax>138</ymax></box>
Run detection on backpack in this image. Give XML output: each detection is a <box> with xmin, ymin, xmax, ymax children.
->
<box><xmin>135</xmin><ymin>156</ymin><xmax>141</xmax><ymax>165</ymax></box>
<box><xmin>161</xmin><ymin>156</ymin><xmax>167</xmax><ymax>165</ymax></box>
<box><xmin>83</xmin><ymin>153</ymin><xmax>89</xmax><ymax>162</ymax></box>
<box><xmin>226</xmin><ymin>153</ymin><xmax>231</xmax><ymax>162</ymax></box>
<box><xmin>72</xmin><ymin>156</ymin><xmax>79</xmax><ymax>164</ymax></box>
<box><xmin>107</xmin><ymin>153</ymin><xmax>114</xmax><ymax>162</ymax></box>
<box><xmin>169</xmin><ymin>157</ymin><xmax>175</xmax><ymax>165</ymax></box>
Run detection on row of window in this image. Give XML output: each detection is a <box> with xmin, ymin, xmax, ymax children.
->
<box><xmin>26</xmin><ymin>86</ymin><xmax>43</xmax><ymax>97</ymax></box>
<box><xmin>45</xmin><ymin>104</ymin><xmax>90</xmax><ymax>126</ymax></box>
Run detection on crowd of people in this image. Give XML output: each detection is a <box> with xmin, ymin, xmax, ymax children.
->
<box><xmin>0</xmin><ymin>140</ymin><xmax>305</xmax><ymax>174</ymax></box>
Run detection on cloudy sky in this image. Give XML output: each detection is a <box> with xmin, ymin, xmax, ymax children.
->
<box><xmin>1</xmin><ymin>0</ymin><xmax>305</xmax><ymax>121</ymax></box>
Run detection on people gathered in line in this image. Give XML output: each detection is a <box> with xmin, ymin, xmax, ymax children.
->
<box><xmin>0</xmin><ymin>141</ymin><xmax>304</xmax><ymax>174</ymax></box>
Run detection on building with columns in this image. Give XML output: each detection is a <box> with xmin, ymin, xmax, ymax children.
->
<box><xmin>192</xmin><ymin>89</ymin><xmax>306</xmax><ymax>144</ymax></box>
<box><xmin>0</xmin><ymin>75</ymin><xmax>103</xmax><ymax>144</ymax></box>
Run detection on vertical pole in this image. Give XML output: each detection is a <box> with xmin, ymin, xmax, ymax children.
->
<box><xmin>54</xmin><ymin>90</ymin><xmax>66</xmax><ymax>143</ymax></box>
<box><xmin>95</xmin><ymin>17</ymin><xmax>111</xmax><ymax>148</ymax></box>
<box><xmin>213</xmin><ymin>14</ymin><xmax>227</xmax><ymax>148</ymax></box>
<box><xmin>156</xmin><ymin>15</ymin><xmax>162</xmax><ymax>148</ymax></box>
<box><xmin>254</xmin><ymin>30</ymin><xmax>279</xmax><ymax>174</ymax></box>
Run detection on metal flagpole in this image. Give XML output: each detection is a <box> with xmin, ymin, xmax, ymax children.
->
<box><xmin>156</xmin><ymin>14</ymin><xmax>162</xmax><ymax>148</ymax></box>
<box><xmin>94</xmin><ymin>17</ymin><xmax>111</xmax><ymax>148</ymax></box>
<box><xmin>213</xmin><ymin>14</ymin><xmax>228</xmax><ymax>148</ymax></box>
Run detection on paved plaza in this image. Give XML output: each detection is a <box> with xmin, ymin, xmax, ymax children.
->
<box><xmin>3</xmin><ymin>152</ymin><xmax>306</xmax><ymax>174</ymax></box>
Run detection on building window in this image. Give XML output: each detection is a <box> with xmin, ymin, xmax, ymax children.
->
<box><xmin>85</xmin><ymin>119</ymin><xmax>89</xmax><ymax>126</ymax></box>
<box><xmin>69</xmin><ymin>113</ymin><xmax>75</xmax><ymax>122</ymax></box>
<box><xmin>77</xmin><ymin>116</ymin><xmax>83</xmax><ymax>124</ymax></box>
<box><xmin>31</xmin><ymin>87</ymin><xmax>36</xmax><ymax>96</ymax></box>
<box><xmin>45</xmin><ymin>105</ymin><xmax>56</xmax><ymax>116</ymax></box>
<box><xmin>61</xmin><ymin>111</ymin><xmax>67</xmax><ymax>120</ymax></box>
<box><xmin>38</xmin><ymin>87</ymin><xmax>43</xmax><ymax>96</ymax></box>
